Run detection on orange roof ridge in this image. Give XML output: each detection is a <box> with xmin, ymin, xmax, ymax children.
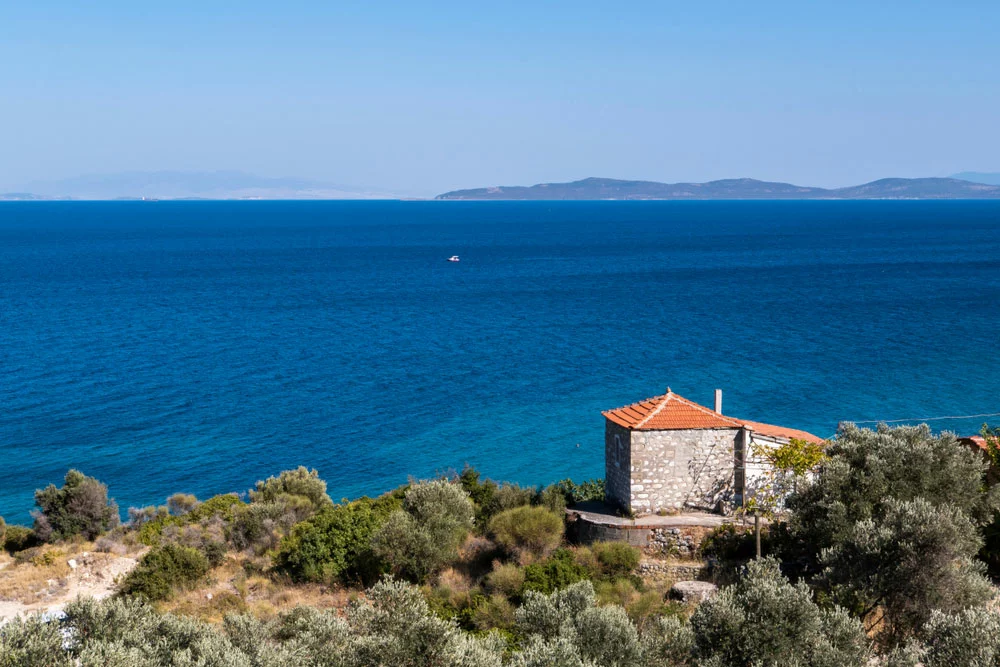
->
<box><xmin>603</xmin><ymin>390</ymin><xmax>742</xmax><ymax>431</ymax></box>
<box><xmin>602</xmin><ymin>390</ymin><xmax>824</xmax><ymax>443</ymax></box>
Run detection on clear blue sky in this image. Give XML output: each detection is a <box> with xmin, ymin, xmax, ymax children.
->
<box><xmin>2</xmin><ymin>1</ymin><xmax>998</xmax><ymax>195</ymax></box>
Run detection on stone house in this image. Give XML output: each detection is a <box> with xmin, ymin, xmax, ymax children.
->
<box><xmin>602</xmin><ymin>388</ymin><xmax>823</xmax><ymax>515</ymax></box>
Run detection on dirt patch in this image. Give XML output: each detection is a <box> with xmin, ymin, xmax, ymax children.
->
<box><xmin>0</xmin><ymin>547</ymin><xmax>141</xmax><ymax>620</ymax></box>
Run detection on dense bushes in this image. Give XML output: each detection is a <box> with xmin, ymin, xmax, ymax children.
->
<box><xmin>250</xmin><ymin>466</ymin><xmax>332</xmax><ymax>519</ymax></box>
<box><xmin>118</xmin><ymin>543</ymin><xmax>210</xmax><ymax>601</ymax></box>
<box><xmin>781</xmin><ymin>423</ymin><xmax>999</xmax><ymax>646</ymax></box>
<box><xmin>32</xmin><ymin>469</ymin><xmax>119</xmax><ymax>542</ymax></box>
<box><xmin>592</xmin><ymin>541</ymin><xmax>641</xmax><ymax>579</ymax></box>
<box><xmin>489</xmin><ymin>505</ymin><xmax>564</xmax><ymax>562</ymax></box>
<box><xmin>371</xmin><ymin>480</ymin><xmax>475</xmax><ymax>582</ymax></box>
<box><xmin>521</xmin><ymin>548</ymin><xmax>590</xmax><ymax>594</ymax></box>
<box><xmin>786</xmin><ymin>423</ymin><xmax>995</xmax><ymax>576</ymax></box>
<box><xmin>550</xmin><ymin>478</ymin><xmax>605</xmax><ymax>506</ymax></box>
<box><xmin>690</xmin><ymin>557</ymin><xmax>871</xmax><ymax>667</ymax></box>
<box><xmin>274</xmin><ymin>494</ymin><xmax>400</xmax><ymax>584</ymax></box>
<box><xmin>1</xmin><ymin>524</ymin><xmax>38</xmax><ymax>554</ymax></box>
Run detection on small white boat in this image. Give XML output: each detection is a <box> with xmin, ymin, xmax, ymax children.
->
<box><xmin>447</xmin><ymin>255</ymin><xmax>460</xmax><ymax>262</ymax></box>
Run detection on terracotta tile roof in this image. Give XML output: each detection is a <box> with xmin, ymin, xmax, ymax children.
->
<box><xmin>961</xmin><ymin>435</ymin><xmax>988</xmax><ymax>452</ymax></box>
<box><xmin>739</xmin><ymin>420</ymin><xmax>824</xmax><ymax>445</ymax></box>
<box><xmin>602</xmin><ymin>390</ymin><xmax>742</xmax><ymax>430</ymax></box>
<box><xmin>602</xmin><ymin>389</ymin><xmax>824</xmax><ymax>444</ymax></box>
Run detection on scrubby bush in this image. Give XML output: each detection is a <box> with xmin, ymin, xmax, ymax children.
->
<box><xmin>371</xmin><ymin>480</ymin><xmax>475</xmax><ymax>583</ymax></box>
<box><xmin>592</xmin><ymin>541</ymin><xmax>641</xmax><ymax>579</ymax></box>
<box><xmin>118</xmin><ymin>543</ymin><xmax>210</xmax><ymax>601</ymax></box>
<box><xmin>489</xmin><ymin>505</ymin><xmax>564</xmax><ymax>562</ymax></box>
<box><xmin>32</xmin><ymin>469</ymin><xmax>119</xmax><ymax>542</ymax></box>
<box><xmin>538</xmin><ymin>485</ymin><xmax>567</xmax><ymax>515</ymax></box>
<box><xmin>2</xmin><ymin>525</ymin><xmax>38</xmax><ymax>555</ymax></box>
<box><xmin>134</xmin><ymin>493</ymin><xmax>244</xmax><ymax>546</ymax></box>
<box><xmin>227</xmin><ymin>501</ymin><xmax>288</xmax><ymax>555</ymax></box>
<box><xmin>94</xmin><ymin>535</ymin><xmax>128</xmax><ymax>555</ymax></box>
<box><xmin>550</xmin><ymin>478</ymin><xmax>605</xmax><ymax>506</ymax></box>
<box><xmin>274</xmin><ymin>493</ymin><xmax>400</xmax><ymax>584</ymax></box>
<box><xmin>166</xmin><ymin>493</ymin><xmax>198</xmax><ymax>517</ymax></box>
<box><xmin>522</xmin><ymin>548</ymin><xmax>589</xmax><ymax>594</ymax></box>
<box><xmin>486</xmin><ymin>561</ymin><xmax>527</xmax><ymax>597</ymax></box>
<box><xmin>250</xmin><ymin>466</ymin><xmax>332</xmax><ymax>520</ymax></box>
<box><xmin>690</xmin><ymin>557</ymin><xmax>871</xmax><ymax>667</ymax></box>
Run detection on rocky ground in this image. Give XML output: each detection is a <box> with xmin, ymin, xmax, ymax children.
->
<box><xmin>0</xmin><ymin>547</ymin><xmax>140</xmax><ymax>622</ymax></box>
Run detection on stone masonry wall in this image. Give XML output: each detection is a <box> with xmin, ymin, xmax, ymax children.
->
<box><xmin>604</xmin><ymin>420</ymin><xmax>633</xmax><ymax>513</ymax></box>
<box><xmin>628</xmin><ymin>428</ymin><xmax>739</xmax><ymax>514</ymax></box>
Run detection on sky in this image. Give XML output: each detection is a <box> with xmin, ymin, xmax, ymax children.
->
<box><xmin>1</xmin><ymin>1</ymin><xmax>998</xmax><ymax>196</ymax></box>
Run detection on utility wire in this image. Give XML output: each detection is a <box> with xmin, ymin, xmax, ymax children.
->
<box><xmin>849</xmin><ymin>412</ymin><xmax>1000</xmax><ymax>425</ymax></box>
<box><xmin>820</xmin><ymin>411</ymin><xmax>1000</xmax><ymax>440</ymax></box>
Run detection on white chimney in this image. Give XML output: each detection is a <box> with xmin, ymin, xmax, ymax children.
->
<box><xmin>714</xmin><ymin>389</ymin><xmax>723</xmax><ymax>414</ymax></box>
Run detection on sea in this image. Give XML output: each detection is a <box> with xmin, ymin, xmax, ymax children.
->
<box><xmin>1</xmin><ymin>200</ymin><xmax>998</xmax><ymax>523</ymax></box>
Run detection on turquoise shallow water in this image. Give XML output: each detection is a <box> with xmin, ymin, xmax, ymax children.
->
<box><xmin>1</xmin><ymin>200</ymin><xmax>999</xmax><ymax>522</ymax></box>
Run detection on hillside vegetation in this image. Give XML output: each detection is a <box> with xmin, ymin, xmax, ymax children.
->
<box><xmin>3</xmin><ymin>424</ymin><xmax>1000</xmax><ymax>665</ymax></box>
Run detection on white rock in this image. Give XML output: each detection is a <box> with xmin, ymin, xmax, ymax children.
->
<box><xmin>68</xmin><ymin>559</ymin><xmax>78</xmax><ymax>570</ymax></box>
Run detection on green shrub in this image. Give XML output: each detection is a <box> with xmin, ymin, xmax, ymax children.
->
<box><xmin>473</xmin><ymin>593</ymin><xmax>516</xmax><ymax>632</ymax></box>
<box><xmin>371</xmin><ymin>480</ymin><xmax>475</xmax><ymax>583</ymax></box>
<box><xmin>489</xmin><ymin>505</ymin><xmax>564</xmax><ymax>562</ymax></box>
<box><xmin>0</xmin><ymin>613</ymin><xmax>69</xmax><ymax>667</ymax></box>
<box><xmin>32</xmin><ymin>469</ymin><xmax>119</xmax><ymax>542</ymax></box>
<box><xmin>592</xmin><ymin>541</ymin><xmax>640</xmax><ymax>579</ymax></box>
<box><xmin>0</xmin><ymin>516</ymin><xmax>5</xmax><ymax>546</ymax></box>
<box><xmin>228</xmin><ymin>501</ymin><xmax>287</xmax><ymax>555</ymax></box>
<box><xmin>2</xmin><ymin>525</ymin><xmax>38</xmax><ymax>554</ymax></box>
<box><xmin>166</xmin><ymin>493</ymin><xmax>199</xmax><ymax>517</ymax></box>
<box><xmin>250</xmin><ymin>467</ymin><xmax>332</xmax><ymax>518</ymax></box>
<box><xmin>522</xmin><ymin>548</ymin><xmax>590</xmax><ymax>594</ymax></box>
<box><xmin>538</xmin><ymin>486</ymin><xmax>567</xmax><ymax>514</ymax></box>
<box><xmin>551</xmin><ymin>478</ymin><xmax>605</xmax><ymax>506</ymax></box>
<box><xmin>486</xmin><ymin>561</ymin><xmax>527</xmax><ymax>597</ymax></box>
<box><xmin>690</xmin><ymin>557</ymin><xmax>870</xmax><ymax>667</ymax></box>
<box><xmin>118</xmin><ymin>543</ymin><xmax>210</xmax><ymax>601</ymax></box>
<box><xmin>274</xmin><ymin>494</ymin><xmax>400</xmax><ymax>584</ymax></box>
<box><xmin>134</xmin><ymin>494</ymin><xmax>243</xmax><ymax>547</ymax></box>
<box><xmin>459</xmin><ymin>466</ymin><xmax>498</xmax><ymax>523</ymax></box>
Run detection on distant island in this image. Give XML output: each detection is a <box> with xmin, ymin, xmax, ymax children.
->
<box><xmin>437</xmin><ymin>176</ymin><xmax>1000</xmax><ymax>200</ymax></box>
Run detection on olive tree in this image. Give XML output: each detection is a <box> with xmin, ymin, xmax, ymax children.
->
<box><xmin>32</xmin><ymin>469</ymin><xmax>119</xmax><ymax>541</ymax></box>
<box><xmin>822</xmin><ymin>497</ymin><xmax>993</xmax><ymax>646</ymax></box>
<box><xmin>689</xmin><ymin>557</ymin><xmax>870</xmax><ymax>667</ymax></box>
<box><xmin>370</xmin><ymin>479</ymin><xmax>474</xmax><ymax>582</ymax></box>
<box><xmin>786</xmin><ymin>423</ymin><xmax>997</xmax><ymax>576</ymax></box>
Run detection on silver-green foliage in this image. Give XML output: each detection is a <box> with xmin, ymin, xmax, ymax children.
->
<box><xmin>0</xmin><ymin>614</ymin><xmax>69</xmax><ymax>667</ymax></box>
<box><xmin>821</xmin><ymin>497</ymin><xmax>993</xmax><ymax>644</ymax></box>
<box><xmin>370</xmin><ymin>480</ymin><xmax>475</xmax><ymax>582</ymax></box>
<box><xmin>689</xmin><ymin>558</ymin><xmax>870</xmax><ymax>667</ymax></box>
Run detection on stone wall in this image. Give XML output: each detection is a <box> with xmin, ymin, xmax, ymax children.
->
<box><xmin>604</xmin><ymin>420</ymin><xmax>633</xmax><ymax>513</ymax></box>
<box><xmin>627</xmin><ymin>427</ymin><xmax>739</xmax><ymax>514</ymax></box>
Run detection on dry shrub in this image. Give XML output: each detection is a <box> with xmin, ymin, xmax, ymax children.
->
<box><xmin>437</xmin><ymin>566</ymin><xmax>472</xmax><ymax>593</ymax></box>
<box><xmin>488</xmin><ymin>505</ymin><xmax>564</xmax><ymax>563</ymax></box>
<box><xmin>473</xmin><ymin>593</ymin><xmax>516</xmax><ymax>631</ymax></box>
<box><xmin>485</xmin><ymin>560</ymin><xmax>525</xmax><ymax>597</ymax></box>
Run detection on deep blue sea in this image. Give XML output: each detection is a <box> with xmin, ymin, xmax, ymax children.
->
<box><xmin>1</xmin><ymin>201</ymin><xmax>999</xmax><ymax>523</ymax></box>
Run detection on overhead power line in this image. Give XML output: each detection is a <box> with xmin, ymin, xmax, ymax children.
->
<box><xmin>850</xmin><ymin>412</ymin><xmax>1000</xmax><ymax>425</ymax></box>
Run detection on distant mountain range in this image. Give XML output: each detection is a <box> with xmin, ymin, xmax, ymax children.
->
<box><xmin>952</xmin><ymin>172</ymin><xmax>1000</xmax><ymax>186</ymax></box>
<box><xmin>0</xmin><ymin>171</ymin><xmax>403</xmax><ymax>201</ymax></box>
<box><xmin>437</xmin><ymin>177</ymin><xmax>1000</xmax><ymax>200</ymax></box>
